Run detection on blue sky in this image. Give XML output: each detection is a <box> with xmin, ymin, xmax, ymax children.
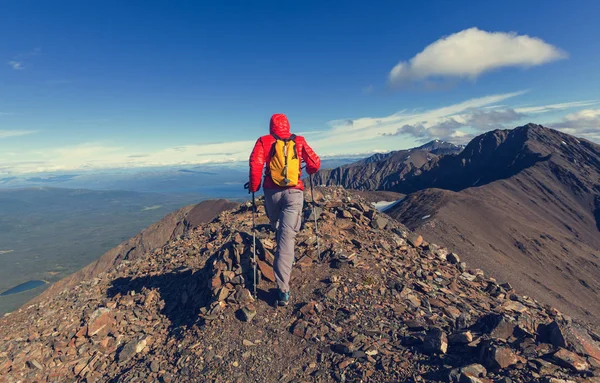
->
<box><xmin>1</xmin><ymin>0</ymin><xmax>599</xmax><ymax>174</ymax></box>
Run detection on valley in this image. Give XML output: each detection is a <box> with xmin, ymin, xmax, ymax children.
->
<box><xmin>0</xmin><ymin>187</ymin><xmax>203</xmax><ymax>315</ymax></box>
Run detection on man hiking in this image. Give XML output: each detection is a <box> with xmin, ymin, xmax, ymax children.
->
<box><xmin>248</xmin><ymin>113</ymin><xmax>321</xmax><ymax>306</ymax></box>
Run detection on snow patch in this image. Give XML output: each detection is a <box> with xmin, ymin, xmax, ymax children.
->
<box><xmin>372</xmin><ymin>199</ymin><xmax>403</xmax><ymax>212</ymax></box>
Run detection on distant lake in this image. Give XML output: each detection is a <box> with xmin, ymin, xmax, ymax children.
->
<box><xmin>0</xmin><ymin>280</ymin><xmax>48</xmax><ymax>296</ymax></box>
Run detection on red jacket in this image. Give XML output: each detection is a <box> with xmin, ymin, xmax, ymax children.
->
<box><xmin>249</xmin><ymin>114</ymin><xmax>320</xmax><ymax>192</ymax></box>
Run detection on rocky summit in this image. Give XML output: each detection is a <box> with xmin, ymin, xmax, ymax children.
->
<box><xmin>1</xmin><ymin>187</ymin><xmax>600</xmax><ymax>383</ymax></box>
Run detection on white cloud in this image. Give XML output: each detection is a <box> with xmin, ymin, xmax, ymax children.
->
<box><xmin>515</xmin><ymin>100</ymin><xmax>600</xmax><ymax>114</ymax></box>
<box><xmin>389</xmin><ymin>27</ymin><xmax>566</xmax><ymax>84</ymax></box>
<box><xmin>53</xmin><ymin>143</ymin><xmax>123</xmax><ymax>160</ymax></box>
<box><xmin>565</xmin><ymin>109</ymin><xmax>600</xmax><ymax>121</ymax></box>
<box><xmin>550</xmin><ymin>109</ymin><xmax>600</xmax><ymax>141</ymax></box>
<box><xmin>0</xmin><ymin>130</ymin><xmax>37</xmax><ymax>139</ymax></box>
<box><xmin>383</xmin><ymin>107</ymin><xmax>524</xmax><ymax>144</ymax></box>
<box><xmin>1</xmin><ymin>140</ymin><xmax>258</xmax><ymax>174</ymax></box>
<box><xmin>462</xmin><ymin>108</ymin><xmax>525</xmax><ymax>129</ymax></box>
<box><xmin>4</xmin><ymin>92</ymin><xmax>599</xmax><ymax>174</ymax></box>
<box><xmin>140</xmin><ymin>140</ymin><xmax>256</xmax><ymax>166</ymax></box>
<box><xmin>7</xmin><ymin>48</ymin><xmax>42</xmax><ymax>71</ymax></box>
<box><xmin>8</xmin><ymin>61</ymin><xmax>24</xmax><ymax>70</ymax></box>
<box><xmin>323</xmin><ymin>93</ymin><xmax>600</xmax><ymax>148</ymax></box>
<box><xmin>323</xmin><ymin>90</ymin><xmax>527</xmax><ymax>146</ymax></box>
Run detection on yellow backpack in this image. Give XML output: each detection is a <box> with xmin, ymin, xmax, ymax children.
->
<box><xmin>269</xmin><ymin>133</ymin><xmax>300</xmax><ymax>187</ymax></box>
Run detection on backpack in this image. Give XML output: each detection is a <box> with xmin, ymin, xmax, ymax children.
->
<box><xmin>269</xmin><ymin>133</ymin><xmax>300</xmax><ymax>187</ymax></box>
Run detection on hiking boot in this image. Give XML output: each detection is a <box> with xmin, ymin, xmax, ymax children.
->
<box><xmin>277</xmin><ymin>290</ymin><xmax>290</xmax><ymax>306</ymax></box>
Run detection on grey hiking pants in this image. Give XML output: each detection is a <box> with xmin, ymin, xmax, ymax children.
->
<box><xmin>264</xmin><ymin>188</ymin><xmax>304</xmax><ymax>293</ymax></box>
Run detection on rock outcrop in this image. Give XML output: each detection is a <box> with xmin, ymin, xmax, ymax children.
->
<box><xmin>1</xmin><ymin>187</ymin><xmax>599</xmax><ymax>383</ymax></box>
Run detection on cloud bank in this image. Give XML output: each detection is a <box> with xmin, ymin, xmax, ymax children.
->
<box><xmin>384</xmin><ymin>107</ymin><xmax>525</xmax><ymax>144</ymax></box>
<box><xmin>389</xmin><ymin>27</ymin><xmax>566</xmax><ymax>85</ymax></box>
<box><xmin>2</xmin><ymin>92</ymin><xmax>599</xmax><ymax>174</ymax></box>
<box><xmin>551</xmin><ymin>109</ymin><xmax>600</xmax><ymax>141</ymax></box>
<box><xmin>321</xmin><ymin>90</ymin><xmax>528</xmax><ymax>150</ymax></box>
<box><xmin>0</xmin><ymin>130</ymin><xmax>37</xmax><ymax>139</ymax></box>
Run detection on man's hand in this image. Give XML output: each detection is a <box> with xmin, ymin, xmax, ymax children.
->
<box><xmin>244</xmin><ymin>182</ymin><xmax>260</xmax><ymax>194</ymax></box>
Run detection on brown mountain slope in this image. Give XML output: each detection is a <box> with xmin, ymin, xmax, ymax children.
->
<box><xmin>388</xmin><ymin>124</ymin><xmax>600</xmax><ymax>324</ymax></box>
<box><xmin>29</xmin><ymin>199</ymin><xmax>238</xmax><ymax>306</ymax></box>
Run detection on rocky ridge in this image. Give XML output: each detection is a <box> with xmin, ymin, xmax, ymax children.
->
<box><xmin>312</xmin><ymin>141</ymin><xmax>463</xmax><ymax>191</ymax></box>
<box><xmin>1</xmin><ymin>187</ymin><xmax>599</xmax><ymax>383</ymax></box>
<box><xmin>386</xmin><ymin>124</ymin><xmax>600</xmax><ymax>195</ymax></box>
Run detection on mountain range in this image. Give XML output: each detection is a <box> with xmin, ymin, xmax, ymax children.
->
<box><xmin>311</xmin><ymin>140</ymin><xmax>464</xmax><ymax>191</ymax></box>
<box><xmin>1</xmin><ymin>123</ymin><xmax>600</xmax><ymax>382</ymax></box>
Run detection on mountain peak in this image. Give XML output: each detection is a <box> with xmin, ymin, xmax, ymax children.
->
<box><xmin>416</xmin><ymin>139</ymin><xmax>464</xmax><ymax>153</ymax></box>
<box><xmin>513</xmin><ymin>122</ymin><xmax>544</xmax><ymax>131</ymax></box>
<box><xmin>431</xmin><ymin>123</ymin><xmax>600</xmax><ymax>191</ymax></box>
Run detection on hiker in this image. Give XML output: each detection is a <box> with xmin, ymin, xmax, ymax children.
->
<box><xmin>248</xmin><ymin>113</ymin><xmax>320</xmax><ymax>306</ymax></box>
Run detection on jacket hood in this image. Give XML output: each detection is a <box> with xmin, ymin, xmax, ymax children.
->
<box><xmin>270</xmin><ymin>114</ymin><xmax>291</xmax><ymax>139</ymax></box>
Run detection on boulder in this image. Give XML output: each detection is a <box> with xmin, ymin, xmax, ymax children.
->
<box><xmin>87</xmin><ymin>308</ymin><xmax>114</xmax><ymax>337</ymax></box>
<box><xmin>551</xmin><ymin>348</ymin><xmax>590</xmax><ymax>371</ymax></box>
<box><xmin>480</xmin><ymin>342</ymin><xmax>518</xmax><ymax>369</ymax></box>
<box><xmin>449</xmin><ymin>331</ymin><xmax>474</xmax><ymax>344</ymax></box>
<box><xmin>240</xmin><ymin>305</ymin><xmax>257</xmax><ymax>323</ymax></box>
<box><xmin>117</xmin><ymin>337</ymin><xmax>147</xmax><ymax>365</ymax></box>
<box><xmin>371</xmin><ymin>216</ymin><xmax>390</xmax><ymax>230</ymax></box>
<box><xmin>407</xmin><ymin>233</ymin><xmax>423</xmax><ymax>248</ymax></box>
<box><xmin>423</xmin><ymin>328</ymin><xmax>448</xmax><ymax>354</ymax></box>
<box><xmin>447</xmin><ymin>253</ymin><xmax>461</xmax><ymax>264</ymax></box>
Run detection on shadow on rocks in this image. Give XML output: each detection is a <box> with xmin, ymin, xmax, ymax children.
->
<box><xmin>256</xmin><ymin>287</ymin><xmax>279</xmax><ymax>307</ymax></box>
<box><xmin>106</xmin><ymin>266</ymin><xmax>213</xmax><ymax>333</ymax></box>
<box><xmin>106</xmin><ymin>230</ymin><xmax>274</xmax><ymax>334</ymax></box>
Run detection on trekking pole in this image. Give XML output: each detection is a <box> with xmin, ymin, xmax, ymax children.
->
<box><xmin>245</xmin><ymin>182</ymin><xmax>258</xmax><ymax>299</ymax></box>
<box><xmin>251</xmin><ymin>192</ymin><xmax>257</xmax><ymax>298</ymax></box>
<box><xmin>309</xmin><ymin>174</ymin><xmax>320</xmax><ymax>259</ymax></box>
